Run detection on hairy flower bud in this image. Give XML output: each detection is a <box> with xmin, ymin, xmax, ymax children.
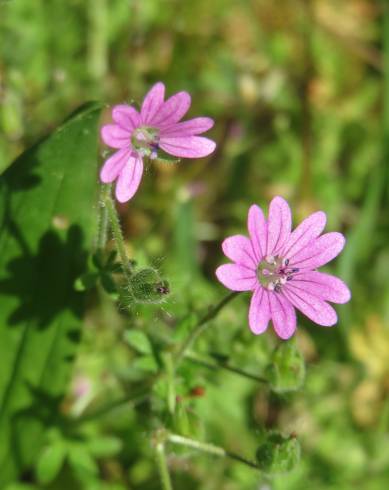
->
<box><xmin>129</xmin><ymin>268</ymin><xmax>169</xmax><ymax>304</ymax></box>
<box><xmin>256</xmin><ymin>432</ymin><xmax>300</xmax><ymax>475</ymax></box>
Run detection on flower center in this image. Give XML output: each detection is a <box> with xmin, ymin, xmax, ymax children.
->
<box><xmin>131</xmin><ymin>126</ymin><xmax>160</xmax><ymax>159</ymax></box>
<box><xmin>257</xmin><ymin>255</ymin><xmax>299</xmax><ymax>293</ymax></box>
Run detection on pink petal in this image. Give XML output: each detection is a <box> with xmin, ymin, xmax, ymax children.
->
<box><xmin>266</xmin><ymin>196</ymin><xmax>291</xmax><ymax>255</ymax></box>
<box><xmin>150</xmin><ymin>91</ymin><xmax>191</xmax><ymax>127</ymax></box>
<box><xmin>100</xmin><ymin>148</ymin><xmax>131</xmax><ymax>183</ymax></box>
<box><xmin>269</xmin><ymin>293</ymin><xmax>296</xmax><ymax>339</ymax></box>
<box><xmin>291</xmin><ymin>271</ymin><xmax>351</xmax><ymax>304</ymax></box>
<box><xmin>101</xmin><ymin>124</ymin><xmax>131</xmax><ymax>149</ymax></box>
<box><xmin>247</xmin><ymin>204</ymin><xmax>267</xmax><ymax>262</ymax></box>
<box><xmin>221</xmin><ymin>235</ymin><xmax>257</xmax><ymax>269</ymax></box>
<box><xmin>141</xmin><ymin>82</ymin><xmax>165</xmax><ymax>124</ymax></box>
<box><xmin>112</xmin><ymin>105</ymin><xmax>141</xmax><ymax>131</ymax></box>
<box><xmin>283</xmin><ymin>286</ymin><xmax>337</xmax><ymax>326</ymax></box>
<box><xmin>159</xmin><ymin>136</ymin><xmax>216</xmax><ymax>158</ymax></box>
<box><xmin>281</xmin><ymin>211</ymin><xmax>327</xmax><ymax>259</ymax></box>
<box><xmin>215</xmin><ymin>264</ymin><xmax>257</xmax><ymax>292</ymax></box>
<box><xmin>249</xmin><ymin>287</ymin><xmax>270</xmax><ymax>335</ymax></box>
<box><xmin>160</xmin><ymin>117</ymin><xmax>214</xmax><ymax>137</ymax></box>
<box><xmin>289</xmin><ymin>232</ymin><xmax>346</xmax><ymax>269</ymax></box>
<box><xmin>115</xmin><ymin>155</ymin><xmax>144</xmax><ymax>203</ymax></box>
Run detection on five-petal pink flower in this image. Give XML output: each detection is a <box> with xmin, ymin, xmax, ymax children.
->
<box><xmin>100</xmin><ymin>82</ymin><xmax>216</xmax><ymax>203</ymax></box>
<box><xmin>216</xmin><ymin>197</ymin><xmax>351</xmax><ymax>339</ymax></box>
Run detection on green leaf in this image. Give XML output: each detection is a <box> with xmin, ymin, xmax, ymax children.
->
<box><xmin>87</xmin><ymin>435</ymin><xmax>123</xmax><ymax>458</ymax></box>
<box><xmin>74</xmin><ymin>271</ymin><xmax>100</xmax><ymax>292</ymax></box>
<box><xmin>133</xmin><ymin>355</ymin><xmax>159</xmax><ymax>373</ymax></box>
<box><xmin>68</xmin><ymin>444</ymin><xmax>99</xmax><ymax>480</ymax></box>
<box><xmin>256</xmin><ymin>432</ymin><xmax>301</xmax><ymax>475</ymax></box>
<box><xmin>36</xmin><ymin>444</ymin><xmax>66</xmax><ymax>484</ymax></box>
<box><xmin>266</xmin><ymin>340</ymin><xmax>305</xmax><ymax>393</ymax></box>
<box><xmin>123</xmin><ymin>330</ymin><xmax>153</xmax><ymax>355</ymax></box>
<box><xmin>0</xmin><ymin>103</ymin><xmax>102</xmax><ymax>485</ymax></box>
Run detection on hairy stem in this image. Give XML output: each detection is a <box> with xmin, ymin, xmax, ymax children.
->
<box><xmin>104</xmin><ymin>189</ymin><xmax>132</xmax><ymax>279</ymax></box>
<box><xmin>155</xmin><ymin>443</ymin><xmax>173</xmax><ymax>490</ymax></box>
<box><xmin>174</xmin><ymin>291</ymin><xmax>239</xmax><ymax>367</ymax></box>
<box><xmin>167</xmin><ymin>433</ymin><xmax>259</xmax><ymax>471</ymax></box>
<box><xmin>185</xmin><ymin>352</ymin><xmax>267</xmax><ymax>384</ymax></box>
<box><xmin>97</xmin><ymin>184</ymin><xmax>110</xmax><ymax>251</ymax></box>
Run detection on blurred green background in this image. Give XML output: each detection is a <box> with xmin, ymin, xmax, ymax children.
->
<box><xmin>1</xmin><ymin>0</ymin><xmax>388</xmax><ymax>489</ymax></box>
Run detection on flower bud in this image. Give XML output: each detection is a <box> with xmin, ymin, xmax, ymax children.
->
<box><xmin>129</xmin><ymin>268</ymin><xmax>169</xmax><ymax>304</ymax></box>
<box><xmin>256</xmin><ymin>432</ymin><xmax>300</xmax><ymax>475</ymax></box>
<box><xmin>266</xmin><ymin>340</ymin><xmax>305</xmax><ymax>393</ymax></box>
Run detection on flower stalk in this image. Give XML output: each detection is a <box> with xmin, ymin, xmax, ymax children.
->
<box><xmin>155</xmin><ymin>442</ymin><xmax>173</xmax><ymax>490</ymax></box>
<box><xmin>103</xmin><ymin>186</ymin><xmax>132</xmax><ymax>280</ymax></box>
<box><xmin>185</xmin><ymin>352</ymin><xmax>267</xmax><ymax>384</ymax></box>
<box><xmin>97</xmin><ymin>184</ymin><xmax>110</xmax><ymax>251</ymax></box>
<box><xmin>166</xmin><ymin>433</ymin><xmax>259</xmax><ymax>471</ymax></box>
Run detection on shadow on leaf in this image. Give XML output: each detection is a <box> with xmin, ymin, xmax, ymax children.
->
<box><xmin>0</xmin><ymin>225</ymin><xmax>88</xmax><ymax>329</ymax></box>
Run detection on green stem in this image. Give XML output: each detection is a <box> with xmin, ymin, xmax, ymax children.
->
<box><xmin>97</xmin><ymin>184</ymin><xmax>110</xmax><ymax>251</ymax></box>
<box><xmin>185</xmin><ymin>352</ymin><xmax>267</xmax><ymax>384</ymax></box>
<box><xmin>167</xmin><ymin>433</ymin><xmax>259</xmax><ymax>471</ymax></box>
<box><xmin>104</xmin><ymin>190</ymin><xmax>132</xmax><ymax>279</ymax></box>
<box><xmin>155</xmin><ymin>443</ymin><xmax>173</xmax><ymax>490</ymax></box>
<box><xmin>174</xmin><ymin>291</ymin><xmax>239</xmax><ymax>367</ymax></box>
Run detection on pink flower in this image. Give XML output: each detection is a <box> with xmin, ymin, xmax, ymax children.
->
<box><xmin>216</xmin><ymin>197</ymin><xmax>351</xmax><ymax>339</ymax></box>
<box><xmin>100</xmin><ymin>82</ymin><xmax>216</xmax><ymax>202</ymax></box>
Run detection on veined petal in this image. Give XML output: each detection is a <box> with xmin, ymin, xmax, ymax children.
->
<box><xmin>115</xmin><ymin>155</ymin><xmax>144</xmax><ymax>203</ymax></box>
<box><xmin>112</xmin><ymin>105</ymin><xmax>141</xmax><ymax>131</ymax></box>
<box><xmin>281</xmin><ymin>211</ymin><xmax>327</xmax><ymax>259</ymax></box>
<box><xmin>222</xmin><ymin>235</ymin><xmax>257</xmax><ymax>269</ymax></box>
<box><xmin>100</xmin><ymin>148</ymin><xmax>131</xmax><ymax>183</ymax></box>
<box><xmin>215</xmin><ymin>264</ymin><xmax>257</xmax><ymax>292</ymax></box>
<box><xmin>289</xmin><ymin>232</ymin><xmax>346</xmax><ymax>269</ymax></box>
<box><xmin>159</xmin><ymin>136</ymin><xmax>216</xmax><ymax>158</ymax></box>
<box><xmin>291</xmin><ymin>271</ymin><xmax>351</xmax><ymax>304</ymax></box>
<box><xmin>150</xmin><ymin>91</ymin><xmax>191</xmax><ymax>127</ymax></box>
<box><xmin>141</xmin><ymin>82</ymin><xmax>165</xmax><ymax>124</ymax></box>
<box><xmin>283</xmin><ymin>286</ymin><xmax>337</xmax><ymax>326</ymax></box>
<box><xmin>160</xmin><ymin>117</ymin><xmax>214</xmax><ymax>137</ymax></box>
<box><xmin>247</xmin><ymin>204</ymin><xmax>267</xmax><ymax>262</ymax></box>
<box><xmin>269</xmin><ymin>293</ymin><xmax>296</xmax><ymax>339</ymax></box>
<box><xmin>101</xmin><ymin>124</ymin><xmax>131</xmax><ymax>149</ymax></box>
<box><xmin>266</xmin><ymin>196</ymin><xmax>291</xmax><ymax>255</ymax></box>
<box><xmin>249</xmin><ymin>287</ymin><xmax>270</xmax><ymax>335</ymax></box>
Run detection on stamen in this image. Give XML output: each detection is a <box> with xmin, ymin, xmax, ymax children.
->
<box><xmin>257</xmin><ymin>255</ymin><xmax>297</xmax><ymax>293</ymax></box>
<box><xmin>131</xmin><ymin>126</ymin><xmax>160</xmax><ymax>158</ymax></box>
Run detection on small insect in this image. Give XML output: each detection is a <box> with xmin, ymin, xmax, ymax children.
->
<box><xmin>156</xmin><ymin>283</ymin><xmax>169</xmax><ymax>295</ymax></box>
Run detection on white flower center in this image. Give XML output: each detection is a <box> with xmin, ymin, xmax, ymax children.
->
<box><xmin>131</xmin><ymin>126</ymin><xmax>160</xmax><ymax>159</ymax></box>
<box><xmin>257</xmin><ymin>255</ymin><xmax>299</xmax><ymax>293</ymax></box>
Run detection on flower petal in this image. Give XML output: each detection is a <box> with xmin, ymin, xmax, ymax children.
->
<box><xmin>247</xmin><ymin>204</ymin><xmax>267</xmax><ymax>262</ymax></box>
<box><xmin>150</xmin><ymin>91</ymin><xmax>191</xmax><ymax>127</ymax></box>
<box><xmin>266</xmin><ymin>196</ymin><xmax>291</xmax><ymax>255</ymax></box>
<box><xmin>160</xmin><ymin>117</ymin><xmax>214</xmax><ymax>137</ymax></box>
<box><xmin>291</xmin><ymin>271</ymin><xmax>351</xmax><ymax>304</ymax></box>
<box><xmin>100</xmin><ymin>148</ymin><xmax>131</xmax><ymax>183</ymax></box>
<box><xmin>283</xmin><ymin>286</ymin><xmax>337</xmax><ymax>326</ymax></box>
<box><xmin>159</xmin><ymin>136</ymin><xmax>216</xmax><ymax>158</ymax></box>
<box><xmin>289</xmin><ymin>232</ymin><xmax>346</xmax><ymax>269</ymax></box>
<box><xmin>249</xmin><ymin>287</ymin><xmax>270</xmax><ymax>335</ymax></box>
<box><xmin>215</xmin><ymin>264</ymin><xmax>257</xmax><ymax>292</ymax></box>
<box><xmin>141</xmin><ymin>82</ymin><xmax>165</xmax><ymax>124</ymax></box>
<box><xmin>115</xmin><ymin>155</ymin><xmax>144</xmax><ymax>203</ymax></box>
<box><xmin>222</xmin><ymin>235</ymin><xmax>257</xmax><ymax>269</ymax></box>
<box><xmin>101</xmin><ymin>124</ymin><xmax>131</xmax><ymax>149</ymax></box>
<box><xmin>269</xmin><ymin>293</ymin><xmax>296</xmax><ymax>339</ymax></box>
<box><xmin>112</xmin><ymin>105</ymin><xmax>141</xmax><ymax>131</ymax></box>
<box><xmin>281</xmin><ymin>211</ymin><xmax>327</xmax><ymax>259</ymax></box>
